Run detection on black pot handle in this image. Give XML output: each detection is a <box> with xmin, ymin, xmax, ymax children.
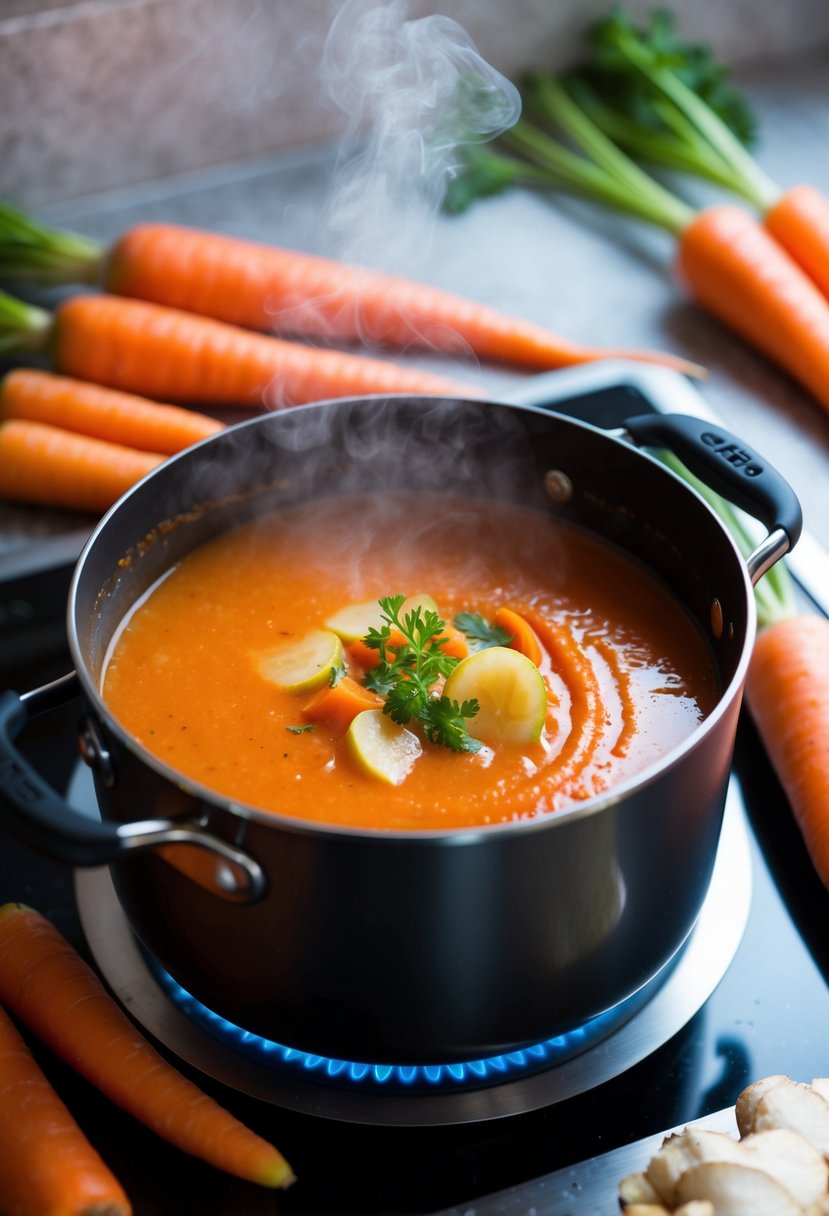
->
<box><xmin>623</xmin><ymin>412</ymin><xmax>802</xmax><ymax>580</ymax></box>
<box><xmin>0</xmin><ymin>675</ymin><xmax>267</xmax><ymax>903</ymax></box>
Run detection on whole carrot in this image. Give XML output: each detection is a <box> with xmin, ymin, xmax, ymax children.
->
<box><xmin>0</xmin><ymin>419</ymin><xmax>165</xmax><ymax>514</ymax></box>
<box><xmin>0</xmin><ymin>204</ymin><xmax>704</xmax><ymax>378</ymax></box>
<box><xmin>746</xmin><ymin>615</ymin><xmax>829</xmax><ymax>891</ymax></box>
<box><xmin>568</xmin><ymin>13</ymin><xmax>829</xmax><ymax>304</ymax></box>
<box><xmin>0</xmin><ymin>368</ymin><xmax>223</xmax><ymax>454</ymax></box>
<box><xmin>1</xmin><ymin>290</ymin><xmax>473</xmax><ymax>407</ymax></box>
<box><xmin>676</xmin><ymin>205</ymin><xmax>829</xmax><ymax>413</ymax></box>
<box><xmin>764</xmin><ymin>185</ymin><xmax>829</xmax><ymax>301</ymax></box>
<box><xmin>0</xmin><ymin>904</ymin><xmax>295</xmax><ymax>1190</ymax></box>
<box><xmin>458</xmin><ymin>78</ymin><xmax>829</xmax><ymax>414</ymax></box>
<box><xmin>0</xmin><ymin>1002</ymin><xmax>131</xmax><ymax>1216</ymax></box>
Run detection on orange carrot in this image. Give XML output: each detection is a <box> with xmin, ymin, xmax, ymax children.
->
<box><xmin>449</xmin><ymin>78</ymin><xmax>829</xmax><ymax>414</ymax></box>
<box><xmin>764</xmin><ymin>185</ymin><xmax>829</xmax><ymax>302</ymax></box>
<box><xmin>104</xmin><ymin>224</ymin><xmax>704</xmax><ymax>376</ymax></box>
<box><xmin>0</xmin><ymin>368</ymin><xmax>223</xmax><ymax>454</ymax></box>
<box><xmin>0</xmin><ymin>1002</ymin><xmax>131</xmax><ymax>1216</ymax></box>
<box><xmin>0</xmin><ymin>209</ymin><xmax>704</xmax><ymax>377</ymax></box>
<box><xmin>676</xmin><ymin>205</ymin><xmax>829</xmax><ymax>413</ymax></box>
<box><xmin>493</xmin><ymin>605</ymin><xmax>543</xmax><ymax>667</ymax></box>
<box><xmin>346</xmin><ymin>639</ymin><xmax>384</xmax><ymax>670</ymax></box>
<box><xmin>745</xmin><ymin>615</ymin><xmax>829</xmax><ymax>891</ymax></box>
<box><xmin>435</xmin><ymin>624</ymin><xmax>469</xmax><ymax>661</ymax></box>
<box><xmin>0</xmin><ymin>904</ymin><xmax>295</xmax><ymax>1190</ymax></box>
<box><xmin>39</xmin><ymin>294</ymin><xmax>474</xmax><ymax>407</ymax></box>
<box><xmin>303</xmin><ymin>676</ymin><xmax>383</xmax><ymax>733</ymax></box>
<box><xmin>0</xmin><ymin>419</ymin><xmax>165</xmax><ymax>513</ymax></box>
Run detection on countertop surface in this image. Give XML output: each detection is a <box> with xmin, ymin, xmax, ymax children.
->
<box><xmin>2</xmin><ymin>51</ymin><xmax>829</xmax><ymax>1216</ymax></box>
<box><xmin>2</xmin><ymin>53</ymin><xmax>829</xmax><ymax>568</ymax></box>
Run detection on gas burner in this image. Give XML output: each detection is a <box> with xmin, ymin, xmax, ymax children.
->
<box><xmin>150</xmin><ymin>959</ymin><xmax>654</xmax><ymax>1092</ymax></box>
<box><xmin>74</xmin><ymin>775</ymin><xmax>751</xmax><ymax>1127</ymax></box>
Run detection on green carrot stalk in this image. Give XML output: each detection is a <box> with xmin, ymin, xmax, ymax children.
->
<box><xmin>658</xmin><ymin>450</ymin><xmax>797</xmax><ymax>631</ymax></box>
<box><xmin>0</xmin><ymin>202</ymin><xmax>103</xmax><ymax>286</ymax></box>
<box><xmin>0</xmin><ymin>289</ymin><xmax>51</xmax><ymax>356</ymax></box>
<box><xmin>565</xmin><ymin>8</ymin><xmax>780</xmax><ymax>211</ymax></box>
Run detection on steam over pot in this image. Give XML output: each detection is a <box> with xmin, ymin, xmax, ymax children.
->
<box><xmin>0</xmin><ymin>393</ymin><xmax>801</xmax><ymax>1062</ymax></box>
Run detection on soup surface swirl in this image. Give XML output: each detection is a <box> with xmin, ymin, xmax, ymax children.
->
<box><xmin>102</xmin><ymin>491</ymin><xmax>719</xmax><ymax>830</ymax></box>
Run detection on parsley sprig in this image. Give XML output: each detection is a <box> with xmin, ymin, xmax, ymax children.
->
<box><xmin>454</xmin><ymin>611</ymin><xmax>513</xmax><ymax>651</ymax></box>
<box><xmin>363</xmin><ymin>595</ymin><xmax>481</xmax><ymax>753</ymax></box>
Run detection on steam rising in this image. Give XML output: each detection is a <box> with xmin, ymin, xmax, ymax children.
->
<box><xmin>320</xmin><ymin>0</ymin><xmax>520</xmax><ymax>273</ymax></box>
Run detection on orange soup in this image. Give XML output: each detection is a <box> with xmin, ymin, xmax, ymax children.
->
<box><xmin>102</xmin><ymin>492</ymin><xmax>719</xmax><ymax>830</ymax></box>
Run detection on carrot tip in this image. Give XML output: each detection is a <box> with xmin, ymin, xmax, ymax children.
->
<box><xmin>259</xmin><ymin>1156</ymin><xmax>297</xmax><ymax>1188</ymax></box>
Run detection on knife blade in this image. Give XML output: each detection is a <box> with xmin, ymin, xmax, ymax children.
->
<box><xmin>433</xmin><ymin>1106</ymin><xmax>739</xmax><ymax>1216</ymax></box>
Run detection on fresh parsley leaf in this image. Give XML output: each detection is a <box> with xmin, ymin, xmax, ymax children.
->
<box><xmin>328</xmin><ymin>661</ymin><xmax>346</xmax><ymax>688</ymax></box>
<box><xmin>286</xmin><ymin>724</ymin><xmax>315</xmax><ymax>734</ymax></box>
<box><xmin>454</xmin><ymin>611</ymin><xmax>513</xmax><ymax>650</ymax></box>
<box><xmin>422</xmin><ymin>696</ymin><xmax>482</xmax><ymax>753</ymax></box>
<box><xmin>360</xmin><ymin>596</ymin><xmax>480</xmax><ymax>753</ymax></box>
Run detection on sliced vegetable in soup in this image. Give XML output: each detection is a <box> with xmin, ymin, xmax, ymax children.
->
<box><xmin>102</xmin><ymin>492</ymin><xmax>719</xmax><ymax>830</ymax></box>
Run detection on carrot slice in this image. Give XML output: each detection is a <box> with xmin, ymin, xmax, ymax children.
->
<box><xmin>435</xmin><ymin>624</ymin><xmax>469</xmax><ymax>661</ymax></box>
<box><xmin>0</xmin><ymin>368</ymin><xmax>223</xmax><ymax>454</ymax></box>
<box><xmin>493</xmin><ymin>605</ymin><xmax>544</xmax><ymax>667</ymax></box>
<box><xmin>0</xmin><ymin>1001</ymin><xmax>131</xmax><ymax>1216</ymax></box>
<box><xmin>303</xmin><ymin>676</ymin><xmax>383</xmax><ymax>733</ymax></box>
<box><xmin>50</xmin><ymin>294</ymin><xmax>474</xmax><ymax>407</ymax></box>
<box><xmin>746</xmin><ymin>614</ymin><xmax>829</xmax><ymax>891</ymax></box>
<box><xmin>346</xmin><ymin>639</ymin><xmax>384</xmax><ymax>670</ymax></box>
<box><xmin>0</xmin><ymin>419</ymin><xmax>165</xmax><ymax>513</ymax></box>
<box><xmin>0</xmin><ymin>904</ymin><xmax>294</xmax><ymax>1189</ymax></box>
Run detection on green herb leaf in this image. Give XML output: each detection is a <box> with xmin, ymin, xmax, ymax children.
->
<box><xmin>454</xmin><ymin>611</ymin><xmax>513</xmax><ymax>650</ymax></box>
<box><xmin>328</xmin><ymin>661</ymin><xmax>346</xmax><ymax>688</ymax></box>
<box><xmin>361</xmin><ymin>596</ymin><xmax>480</xmax><ymax>753</ymax></box>
<box><xmin>421</xmin><ymin>696</ymin><xmax>482</xmax><ymax>753</ymax></box>
<box><xmin>285</xmin><ymin>724</ymin><xmax>315</xmax><ymax>734</ymax></box>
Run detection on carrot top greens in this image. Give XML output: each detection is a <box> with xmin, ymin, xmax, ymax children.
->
<box><xmin>0</xmin><ymin>288</ymin><xmax>51</xmax><ymax>356</ymax></box>
<box><xmin>583</xmin><ymin>8</ymin><xmax>756</xmax><ymax>145</ymax></box>
<box><xmin>563</xmin><ymin>7</ymin><xmax>779</xmax><ymax>211</ymax></box>
<box><xmin>444</xmin><ymin>71</ymin><xmax>695</xmax><ymax>234</ymax></box>
<box><xmin>0</xmin><ymin>201</ymin><xmax>103</xmax><ymax>286</ymax></box>
<box><xmin>444</xmin><ymin>6</ymin><xmax>778</xmax><ymax>223</ymax></box>
<box><xmin>363</xmin><ymin>595</ymin><xmax>481</xmax><ymax>753</ymax></box>
<box><xmin>656</xmin><ymin>452</ymin><xmax>798</xmax><ymax>631</ymax></box>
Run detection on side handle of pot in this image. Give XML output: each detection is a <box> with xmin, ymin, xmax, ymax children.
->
<box><xmin>0</xmin><ymin>675</ymin><xmax>267</xmax><ymax>904</ymax></box>
<box><xmin>623</xmin><ymin>412</ymin><xmax>803</xmax><ymax>583</ymax></box>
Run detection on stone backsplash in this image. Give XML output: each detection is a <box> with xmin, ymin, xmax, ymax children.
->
<box><xmin>3</xmin><ymin>0</ymin><xmax>829</xmax><ymax>206</ymax></box>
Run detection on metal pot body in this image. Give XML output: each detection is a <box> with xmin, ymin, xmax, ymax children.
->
<box><xmin>57</xmin><ymin>397</ymin><xmax>767</xmax><ymax>1059</ymax></box>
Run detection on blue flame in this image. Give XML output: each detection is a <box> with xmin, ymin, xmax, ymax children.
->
<box><xmin>154</xmin><ymin>964</ymin><xmax>641</xmax><ymax>1090</ymax></box>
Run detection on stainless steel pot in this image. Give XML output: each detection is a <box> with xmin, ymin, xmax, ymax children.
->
<box><xmin>0</xmin><ymin>393</ymin><xmax>801</xmax><ymax>1063</ymax></box>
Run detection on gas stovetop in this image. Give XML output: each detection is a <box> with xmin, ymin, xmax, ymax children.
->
<box><xmin>5</xmin><ymin>708</ymin><xmax>829</xmax><ymax>1216</ymax></box>
<box><xmin>71</xmin><ymin>769</ymin><xmax>751</xmax><ymax>1128</ymax></box>
<box><xmin>2</xmin><ymin>365</ymin><xmax>829</xmax><ymax>1215</ymax></box>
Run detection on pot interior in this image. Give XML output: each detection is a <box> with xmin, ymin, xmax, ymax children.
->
<box><xmin>72</xmin><ymin>395</ymin><xmax>751</xmax><ymax>713</ymax></box>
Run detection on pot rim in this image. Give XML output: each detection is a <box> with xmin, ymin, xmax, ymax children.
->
<box><xmin>66</xmin><ymin>395</ymin><xmax>758</xmax><ymax>844</ymax></box>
